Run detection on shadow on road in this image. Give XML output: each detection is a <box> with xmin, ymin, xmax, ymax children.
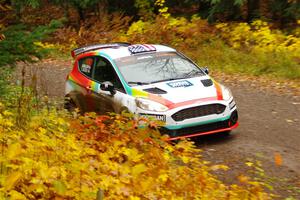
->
<box><xmin>191</xmin><ymin>132</ymin><xmax>237</xmax><ymax>147</ymax></box>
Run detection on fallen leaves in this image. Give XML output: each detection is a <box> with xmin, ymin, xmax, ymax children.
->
<box><xmin>274</xmin><ymin>153</ymin><xmax>283</xmax><ymax>166</ymax></box>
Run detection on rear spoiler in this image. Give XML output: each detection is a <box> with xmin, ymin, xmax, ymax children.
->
<box><xmin>71</xmin><ymin>42</ymin><xmax>131</xmax><ymax>58</ymax></box>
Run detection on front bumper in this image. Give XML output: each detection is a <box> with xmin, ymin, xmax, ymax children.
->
<box><xmin>137</xmin><ymin>97</ymin><xmax>238</xmax><ymax>140</ymax></box>
<box><xmin>161</xmin><ymin>110</ymin><xmax>238</xmax><ymax>140</ymax></box>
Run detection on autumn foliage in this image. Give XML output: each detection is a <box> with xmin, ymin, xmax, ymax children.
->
<box><xmin>0</xmin><ymin>102</ymin><xmax>271</xmax><ymax>199</ymax></box>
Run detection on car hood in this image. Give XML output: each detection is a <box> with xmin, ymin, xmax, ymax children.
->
<box><xmin>131</xmin><ymin>76</ymin><xmax>220</xmax><ymax>104</ymax></box>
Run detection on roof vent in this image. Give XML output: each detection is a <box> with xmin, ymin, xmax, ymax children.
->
<box><xmin>128</xmin><ymin>44</ymin><xmax>156</xmax><ymax>54</ymax></box>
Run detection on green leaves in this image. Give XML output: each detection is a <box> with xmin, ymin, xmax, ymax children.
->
<box><xmin>0</xmin><ymin>20</ymin><xmax>62</xmax><ymax>67</ymax></box>
<box><xmin>53</xmin><ymin>180</ymin><xmax>67</xmax><ymax>195</ymax></box>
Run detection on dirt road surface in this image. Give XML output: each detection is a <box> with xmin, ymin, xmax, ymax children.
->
<box><xmin>16</xmin><ymin>59</ymin><xmax>300</xmax><ymax>199</ymax></box>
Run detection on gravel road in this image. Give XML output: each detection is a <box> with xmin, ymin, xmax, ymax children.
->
<box><xmin>16</xmin><ymin>59</ymin><xmax>300</xmax><ymax>199</ymax></box>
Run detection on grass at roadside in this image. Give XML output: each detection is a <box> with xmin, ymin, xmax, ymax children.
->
<box><xmin>187</xmin><ymin>40</ymin><xmax>300</xmax><ymax>80</ymax></box>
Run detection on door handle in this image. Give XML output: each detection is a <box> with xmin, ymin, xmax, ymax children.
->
<box><xmin>86</xmin><ymin>86</ymin><xmax>92</xmax><ymax>93</ymax></box>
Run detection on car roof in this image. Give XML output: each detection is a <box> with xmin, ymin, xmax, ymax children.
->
<box><xmin>81</xmin><ymin>44</ymin><xmax>177</xmax><ymax>60</ymax></box>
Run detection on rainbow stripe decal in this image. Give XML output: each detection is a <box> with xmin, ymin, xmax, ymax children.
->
<box><xmin>69</xmin><ymin>50</ymin><xmax>224</xmax><ymax>110</ymax></box>
<box><xmin>212</xmin><ymin>80</ymin><xmax>223</xmax><ymax>100</ymax></box>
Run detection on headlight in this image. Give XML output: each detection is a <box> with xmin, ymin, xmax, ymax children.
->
<box><xmin>222</xmin><ymin>87</ymin><xmax>233</xmax><ymax>101</ymax></box>
<box><xmin>136</xmin><ymin>98</ymin><xmax>168</xmax><ymax>112</ymax></box>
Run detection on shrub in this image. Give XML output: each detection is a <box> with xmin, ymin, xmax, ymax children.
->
<box><xmin>53</xmin><ymin>13</ymin><xmax>132</xmax><ymax>51</ymax></box>
<box><xmin>0</xmin><ymin>103</ymin><xmax>271</xmax><ymax>199</ymax></box>
<box><xmin>124</xmin><ymin>17</ymin><xmax>300</xmax><ymax>79</ymax></box>
<box><xmin>125</xmin><ymin>15</ymin><xmax>214</xmax><ymax>50</ymax></box>
<box><xmin>0</xmin><ymin>20</ymin><xmax>62</xmax><ymax>67</ymax></box>
<box><xmin>215</xmin><ymin>20</ymin><xmax>300</xmax><ymax>59</ymax></box>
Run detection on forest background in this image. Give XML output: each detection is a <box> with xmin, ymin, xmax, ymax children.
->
<box><xmin>0</xmin><ymin>0</ymin><xmax>299</xmax><ymax>199</ymax></box>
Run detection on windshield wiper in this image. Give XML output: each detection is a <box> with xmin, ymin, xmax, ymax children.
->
<box><xmin>150</xmin><ymin>77</ymin><xmax>184</xmax><ymax>84</ymax></box>
<box><xmin>150</xmin><ymin>71</ymin><xmax>204</xmax><ymax>84</ymax></box>
<box><xmin>183</xmin><ymin>69</ymin><xmax>204</xmax><ymax>78</ymax></box>
<box><xmin>128</xmin><ymin>81</ymin><xmax>150</xmax><ymax>85</ymax></box>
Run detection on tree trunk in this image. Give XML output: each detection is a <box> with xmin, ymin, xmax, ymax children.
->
<box><xmin>76</xmin><ymin>6</ymin><xmax>85</xmax><ymax>23</ymax></box>
<box><xmin>197</xmin><ymin>0</ymin><xmax>211</xmax><ymax>19</ymax></box>
<box><xmin>247</xmin><ymin>0</ymin><xmax>260</xmax><ymax>22</ymax></box>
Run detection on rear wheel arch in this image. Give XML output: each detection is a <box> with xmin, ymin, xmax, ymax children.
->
<box><xmin>64</xmin><ymin>93</ymin><xmax>84</xmax><ymax>113</ymax></box>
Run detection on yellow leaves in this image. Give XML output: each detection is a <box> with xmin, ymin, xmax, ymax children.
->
<box><xmin>154</xmin><ymin>0</ymin><xmax>170</xmax><ymax>18</ymax></box>
<box><xmin>123</xmin><ymin>148</ymin><xmax>144</xmax><ymax>162</ymax></box>
<box><xmin>0</xmin><ymin>103</ymin><xmax>271</xmax><ymax>199</ymax></box>
<box><xmin>216</xmin><ymin>20</ymin><xmax>300</xmax><ymax>58</ymax></box>
<box><xmin>210</xmin><ymin>164</ymin><xmax>230</xmax><ymax>171</ymax></box>
<box><xmin>129</xmin><ymin>196</ymin><xmax>141</xmax><ymax>200</ymax></box>
<box><xmin>181</xmin><ymin>156</ymin><xmax>190</xmax><ymax>164</ymax></box>
<box><xmin>7</xmin><ymin>143</ymin><xmax>22</xmax><ymax>160</ymax></box>
<box><xmin>33</xmin><ymin>41</ymin><xmax>56</xmax><ymax>49</ymax></box>
<box><xmin>245</xmin><ymin>161</ymin><xmax>254</xmax><ymax>167</ymax></box>
<box><xmin>0</xmin><ymin>111</ymin><xmax>14</xmax><ymax>128</ymax></box>
<box><xmin>127</xmin><ymin>20</ymin><xmax>149</xmax><ymax>35</ymax></box>
<box><xmin>4</xmin><ymin>172</ymin><xmax>22</xmax><ymax>191</ymax></box>
<box><xmin>158</xmin><ymin>174</ymin><xmax>168</xmax><ymax>182</ymax></box>
<box><xmin>8</xmin><ymin>190</ymin><xmax>27</xmax><ymax>200</ymax></box>
<box><xmin>131</xmin><ymin>163</ymin><xmax>147</xmax><ymax>177</ymax></box>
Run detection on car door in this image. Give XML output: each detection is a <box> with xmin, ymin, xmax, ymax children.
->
<box><xmin>77</xmin><ymin>56</ymin><xmax>96</xmax><ymax>112</ymax></box>
<box><xmin>90</xmin><ymin>56</ymin><xmax>126</xmax><ymax>114</ymax></box>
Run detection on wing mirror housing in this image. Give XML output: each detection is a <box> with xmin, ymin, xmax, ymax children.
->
<box><xmin>100</xmin><ymin>81</ymin><xmax>116</xmax><ymax>95</ymax></box>
<box><xmin>201</xmin><ymin>67</ymin><xmax>209</xmax><ymax>74</ymax></box>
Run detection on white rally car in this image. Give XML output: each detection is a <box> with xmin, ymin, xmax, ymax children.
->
<box><xmin>65</xmin><ymin>43</ymin><xmax>238</xmax><ymax>140</ymax></box>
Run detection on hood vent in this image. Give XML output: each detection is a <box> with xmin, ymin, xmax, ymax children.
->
<box><xmin>201</xmin><ymin>79</ymin><xmax>213</xmax><ymax>87</ymax></box>
<box><xmin>143</xmin><ymin>87</ymin><xmax>167</xmax><ymax>94</ymax></box>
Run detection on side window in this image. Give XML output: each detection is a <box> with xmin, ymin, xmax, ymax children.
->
<box><xmin>78</xmin><ymin>57</ymin><xmax>94</xmax><ymax>77</ymax></box>
<box><xmin>93</xmin><ymin>57</ymin><xmax>125</xmax><ymax>93</ymax></box>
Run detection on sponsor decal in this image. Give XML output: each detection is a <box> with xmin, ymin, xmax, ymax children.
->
<box><xmin>139</xmin><ymin>113</ymin><xmax>166</xmax><ymax>122</ymax></box>
<box><xmin>167</xmin><ymin>80</ymin><xmax>193</xmax><ymax>88</ymax></box>
<box><xmin>81</xmin><ymin>64</ymin><xmax>91</xmax><ymax>73</ymax></box>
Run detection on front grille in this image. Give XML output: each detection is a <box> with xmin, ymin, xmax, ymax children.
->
<box><xmin>171</xmin><ymin>104</ymin><xmax>226</xmax><ymax>121</ymax></box>
<box><xmin>161</xmin><ymin>111</ymin><xmax>238</xmax><ymax>137</ymax></box>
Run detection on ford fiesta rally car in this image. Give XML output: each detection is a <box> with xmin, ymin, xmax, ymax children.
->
<box><xmin>65</xmin><ymin>43</ymin><xmax>238</xmax><ymax>140</ymax></box>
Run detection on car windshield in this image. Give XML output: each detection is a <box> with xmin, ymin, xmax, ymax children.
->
<box><xmin>114</xmin><ymin>52</ymin><xmax>205</xmax><ymax>86</ymax></box>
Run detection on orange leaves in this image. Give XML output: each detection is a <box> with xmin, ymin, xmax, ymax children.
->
<box><xmin>52</xmin><ymin>13</ymin><xmax>132</xmax><ymax>50</ymax></box>
<box><xmin>274</xmin><ymin>152</ymin><xmax>283</xmax><ymax>166</ymax></box>
<box><xmin>0</xmin><ymin>34</ymin><xmax>5</xmax><ymax>41</ymax></box>
<box><xmin>0</xmin><ymin>105</ymin><xmax>271</xmax><ymax>199</ymax></box>
<box><xmin>238</xmin><ymin>175</ymin><xmax>250</xmax><ymax>184</ymax></box>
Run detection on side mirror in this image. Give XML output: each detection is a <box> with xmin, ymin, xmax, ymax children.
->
<box><xmin>100</xmin><ymin>81</ymin><xmax>116</xmax><ymax>95</ymax></box>
<box><xmin>201</xmin><ymin>67</ymin><xmax>209</xmax><ymax>74</ymax></box>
